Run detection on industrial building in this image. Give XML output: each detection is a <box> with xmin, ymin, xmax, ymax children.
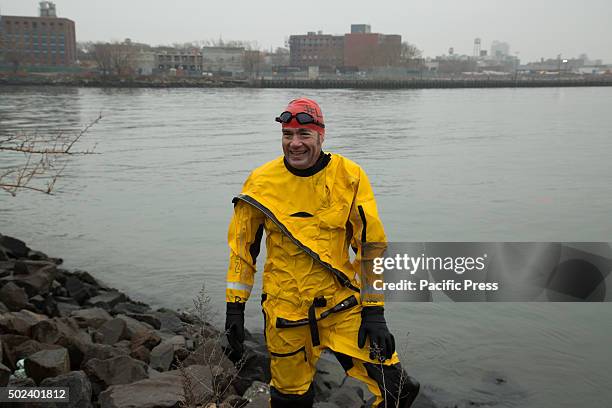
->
<box><xmin>288</xmin><ymin>25</ymin><xmax>402</xmax><ymax>70</ymax></box>
<box><xmin>0</xmin><ymin>1</ymin><xmax>76</xmax><ymax>67</ymax></box>
<box><xmin>201</xmin><ymin>46</ymin><xmax>244</xmax><ymax>75</ymax></box>
<box><xmin>156</xmin><ymin>49</ymin><xmax>203</xmax><ymax>74</ymax></box>
<box><xmin>288</xmin><ymin>31</ymin><xmax>344</xmax><ymax>69</ymax></box>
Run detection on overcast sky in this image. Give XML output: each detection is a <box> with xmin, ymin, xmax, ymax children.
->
<box><xmin>1</xmin><ymin>0</ymin><xmax>611</xmax><ymax>63</ymax></box>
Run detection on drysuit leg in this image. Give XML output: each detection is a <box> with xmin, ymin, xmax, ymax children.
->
<box><xmin>334</xmin><ymin>351</ymin><xmax>420</xmax><ymax>408</ymax></box>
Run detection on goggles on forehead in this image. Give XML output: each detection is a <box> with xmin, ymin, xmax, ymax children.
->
<box><xmin>275</xmin><ymin>111</ymin><xmax>325</xmax><ymax>128</ymax></box>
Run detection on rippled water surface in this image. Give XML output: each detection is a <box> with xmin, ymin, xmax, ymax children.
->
<box><xmin>1</xmin><ymin>86</ymin><xmax>611</xmax><ymax>407</ymax></box>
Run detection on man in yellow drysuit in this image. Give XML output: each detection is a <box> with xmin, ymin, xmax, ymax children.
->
<box><xmin>225</xmin><ymin>98</ymin><xmax>420</xmax><ymax>407</ymax></box>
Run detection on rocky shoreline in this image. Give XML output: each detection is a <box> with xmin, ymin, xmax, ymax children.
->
<box><xmin>0</xmin><ymin>233</ymin><xmax>437</xmax><ymax>408</ymax></box>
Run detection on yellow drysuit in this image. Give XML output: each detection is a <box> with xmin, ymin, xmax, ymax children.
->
<box><xmin>226</xmin><ymin>152</ymin><xmax>412</xmax><ymax>407</ymax></box>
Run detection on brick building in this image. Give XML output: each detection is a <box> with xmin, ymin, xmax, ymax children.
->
<box><xmin>343</xmin><ymin>32</ymin><xmax>401</xmax><ymax>69</ymax></box>
<box><xmin>288</xmin><ymin>26</ymin><xmax>401</xmax><ymax>70</ymax></box>
<box><xmin>0</xmin><ymin>2</ymin><xmax>76</xmax><ymax>67</ymax></box>
<box><xmin>289</xmin><ymin>31</ymin><xmax>344</xmax><ymax>69</ymax></box>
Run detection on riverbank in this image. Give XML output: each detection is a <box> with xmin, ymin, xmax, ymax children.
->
<box><xmin>1</xmin><ymin>74</ymin><xmax>611</xmax><ymax>89</ymax></box>
<box><xmin>0</xmin><ymin>233</ymin><xmax>439</xmax><ymax>408</ymax></box>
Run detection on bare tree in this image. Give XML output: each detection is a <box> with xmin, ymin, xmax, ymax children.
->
<box><xmin>92</xmin><ymin>43</ymin><xmax>114</xmax><ymax>75</ymax></box>
<box><xmin>92</xmin><ymin>41</ymin><xmax>138</xmax><ymax>76</ymax></box>
<box><xmin>243</xmin><ymin>50</ymin><xmax>263</xmax><ymax>78</ymax></box>
<box><xmin>0</xmin><ymin>115</ymin><xmax>102</xmax><ymax>196</ymax></box>
<box><xmin>400</xmin><ymin>42</ymin><xmax>423</xmax><ymax>63</ymax></box>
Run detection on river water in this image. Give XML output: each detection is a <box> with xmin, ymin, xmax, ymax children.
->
<box><xmin>1</xmin><ymin>86</ymin><xmax>611</xmax><ymax>407</ymax></box>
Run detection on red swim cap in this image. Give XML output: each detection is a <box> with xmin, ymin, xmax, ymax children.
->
<box><xmin>280</xmin><ymin>98</ymin><xmax>325</xmax><ymax>136</ymax></box>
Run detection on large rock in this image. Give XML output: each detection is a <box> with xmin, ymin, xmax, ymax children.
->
<box><xmin>0</xmin><ymin>234</ymin><xmax>29</xmax><ymax>258</ymax></box>
<box><xmin>129</xmin><ymin>328</ymin><xmax>161</xmax><ymax>351</ymax></box>
<box><xmin>328</xmin><ymin>378</ymin><xmax>365</xmax><ymax>408</ymax></box>
<box><xmin>313</xmin><ymin>353</ymin><xmax>347</xmax><ymax>402</ymax></box>
<box><xmin>9</xmin><ymin>261</ymin><xmax>56</xmax><ymax>296</ymax></box>
<box><xmin>87</xmin><ymin>291</ymin><xmax>127</xmax><ymax>311</ymax></box>
<box><xmin>81</xmin><ymin>342</ymin><xmax>127</xmax><ymax>366</ymax></box>
<box><xmin>185</xmin><ymin>338</ymin><xmax>235</xmax><ymax>373</ymax></box>
<box><xmin>31</xmin><ymin>317</ymin><xmax>92</xmax><ymax>369</ymax></box>
<box><xmin>0</xmin><ymin>362</ymin><xmax>10</xmax><ymax>386</ymax></box>
<box><xmin>1</xmin><ymin>334</ymin><xmax>30</xmax><ymax>368</ymax></box>
<box><xmin>129</xmin><ymin>345</ymin><xmax>151</xmax><ymax>364</ymax></box>
<box><xmin>56</xmin><ymin>301</ymin><xmax>82</xmax><ymax>318</ymax></box>
<box><xmin>98</xmin><ymin>365</ymin><xmax>217</xmax><ymax>408</ymax></box>
<box><xmin>0</xmin><ymin>281</ymin><xmax>31</xmax><ymax>311</ymax></box>
<box><xmin>25</xmin><ymin>347</ymin><xmax>71</xmax><ymax>384</ymax></box>
<box><xmin>83</xmin><ymin>355</ymin><xmax>149</xmax><ymax>395</ymax></box>
<box><xmin>116</xmin><ymin>314</ymin><xmax>154</xmax><ymax>339</ymax></box>
<box><xmin>98</xmin><ymin>318</ymin><xmax>127</xmax><ymax>345</ymax></box>
<box><xmin>0</xmin><ymin>310</ymin><xmax>48</xmax><ymax>336</ymax></box>
<box><xmin>10</xmin><ymin>340</ymin><xmax>63</xmax><ymax>368</ymax></box>
<box><xmin>30</xmin><ymin>294</ymin><xmax>59</xmax><ymax>317</ymax></box>
<box><xmin>71</xmin><ymin>308</ymin><xmax>113</xmax><ymax>329</ymax></box>
<box><xmin>230</xmin><ymin>339</ymin><xmax>270</xmax><ymax>395</ymax></box>
<box><xmin>155</xmin><ymin>310</ymin><xmax>184</xmax><ymax>333</ymax></box>
<box><xmin>126</xmin><ymin>313</ymin><xmax>161</xmax><ymax>330</ymax></box>
<box><xmin>40</xmin><ymin>370</ymin><xmax>93</xmax><ymax>408</ymax></box>
<box><xmin>150</xmin><ymin>341</ymin><xmax>175</xmax><ymax>372</ymax></box>
<box><xmin>112</xmin><ymin>302</ymin><xmax>151</xmax><ymax>315</ymax></box>
<box><xmin>65</xmin><ymin>276</ymin><xmax>95</xmax><ymax>304</ymax></box>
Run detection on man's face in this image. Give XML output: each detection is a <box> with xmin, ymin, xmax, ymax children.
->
<box><xmin>282</xmin><ymin>127</ymin><xmax>324</xmax><ymax>169</ymax></box>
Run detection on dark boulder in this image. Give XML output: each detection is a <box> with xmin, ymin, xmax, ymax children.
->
<box><xmin>149</xmin><ymin>340</ymin><xmax>175</xmax><ymax>372</ymax></box>
<box><xmin>71</xmin><ymin>308</ymin><xmax>113</xmax><ymax>329</ymax></box>
<box><xmin>86</xmin><ymin>291</ymin><xmax>127</xmax><ymax>311</ymax></box>
<box><xmin>125</xmin><ymin>313</ymin><xmax>161</xmax><ymax>330</ymax></box>
<box><xmin>25</xmin><ymin>347</ymin><xmax>71</xmax><ymax>384</ymax></box>
<box><xmin>0</xmin><ymin>282</ymin><xmax>32</xmax><ymax>311</ymax></box>
<box><xmin>83</xmin><ymin>355</ymin><xmax>149</xmax><ymax>395</ymax></box>
<box><xmin>0</xmin><ymin>310</ymin><xmax>48</xmax><ymax>337</ymax></box>
<box><xmin>65</xmin><ymin>276</ymin><xmax>95</xmax><ymax>305</ymax></box>
<box><xmin>98</xmin><ymin>364</ymin><xmax>218</xmax><ymax>408</ymax></box>
<box><xmin>31</xmin><ymin>317</ymin><xmax>92</xmax><ymax>369</ymax></box>
<box><xmin>0</xmin><ymin>234</ymin><xmax>30</xmax><ymax>258</ymax></box>
<box><xmin>9</xmin><ymin>261</ymin><xmax>56</xmax><ymax>296</ymax></box>
<box><xmin>30</xmin><ymin>294</ymin><xmax>59</xmax><ymax>317</ymax></box>
<box><xmin>112</xmin><ymin>302</ymin><xmax>151</xmax><ymax>315</ymax></box>
<box><xmin>98</xmin><ymin>318</ymin><xmax>127</xmax><ymax>345</ymax></box>
<box><xmin>40</xmin><ymin>370</ymin><xmax>93</xmax><ymax>408</ymax></box>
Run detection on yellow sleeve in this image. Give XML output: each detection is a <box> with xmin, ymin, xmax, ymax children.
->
<box><xmin>349</xmin><ymin>167</ymin><xmax>387</xmax><ymax>307</ymax></box>
<box><xmin>226</xmin><ymin>200</ymin><xmax>265</xmax><ymax>303</ymax></box>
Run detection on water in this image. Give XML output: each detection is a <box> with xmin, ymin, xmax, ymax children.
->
<box><xmin>1</xmin><ymin>86</ymin><xmax>611</xmax><ymax>407</ymax></box>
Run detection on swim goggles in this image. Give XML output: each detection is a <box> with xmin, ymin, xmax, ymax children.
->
<box><xmin>275</xmin><ymin>111</ymin><xmax>325</xmax><ymax>128</ymax></box>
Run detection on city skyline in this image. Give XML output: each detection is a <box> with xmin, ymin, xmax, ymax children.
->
<box><xmin>1</xmin><ymin>0</ymin><xmax>611</xmax><ymax>63</ymax></box>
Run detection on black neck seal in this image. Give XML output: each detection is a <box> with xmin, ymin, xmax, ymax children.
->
<box><xmin>284</xmin><ymin>151</ymin><xmax>331</xmax><ymax>177</ymax></box>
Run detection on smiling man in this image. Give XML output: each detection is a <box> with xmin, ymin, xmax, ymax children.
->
<box><xmin>225</xmin><ymin>98</ymin><xmax>420</xmax><ymax>407</ymax></box>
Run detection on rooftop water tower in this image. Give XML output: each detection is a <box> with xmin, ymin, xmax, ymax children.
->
<box><xmin>39</xmin><ymin>1</ymin><xmax>57</xmax><ymax>18</ymax></box>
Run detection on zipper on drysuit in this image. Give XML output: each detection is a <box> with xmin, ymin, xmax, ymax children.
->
<box><xmin>232</xmin><ymin>194</ymin><xmax>360</xmax><ymax>293</ymax></box>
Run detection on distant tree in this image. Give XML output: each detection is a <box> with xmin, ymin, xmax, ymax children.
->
<box><xmin>243</xmin><ymin>50</ymin><xmax>263</xmax><ymax>78</ymax></box>
<box><xmin>92</xmin><ymin>41</ymin><xmax>137</xmax><ymax>76</ymax></box>
<box><xmin>400</xmin><ymin>42</ymin><xmax>423</xmax><ymax>62</ymax></box>
<box><xmin>0</xmin><ymin>115</ymin><xmax>101</xmax><ymax>196</ymax></box>
<box><xmin>92</xmin><ymin>43</ymin><xmax>114</xmax><ymax>75</ymax></box>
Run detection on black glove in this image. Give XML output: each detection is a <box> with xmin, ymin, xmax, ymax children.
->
<box><xmin>358</xmin><ymin>306</ymin><xmax>395</xmax><ymax>361</ymax></box>
<box><xmin>225</xmin><ymin>302</ymin><xmax>245</xmax><ymax>360</ymax></box>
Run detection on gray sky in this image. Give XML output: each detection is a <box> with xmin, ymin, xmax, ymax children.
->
<box><xmin>2</xmin><ymin>0</ymin><xmax>611</xmax><ymax>63</ymax></box>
